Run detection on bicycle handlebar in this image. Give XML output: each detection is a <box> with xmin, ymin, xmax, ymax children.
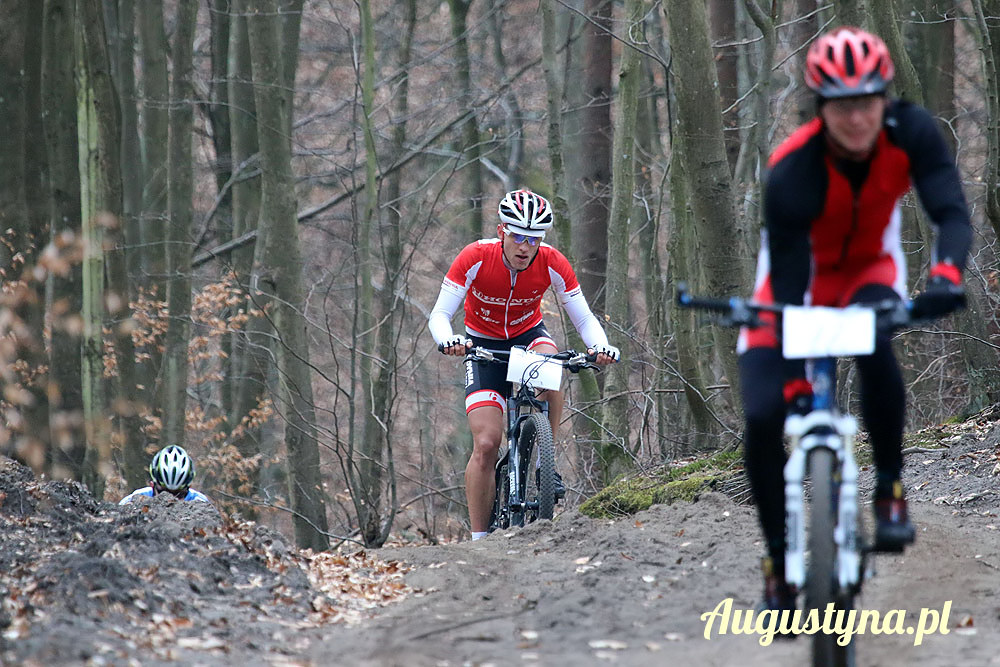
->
<box><xmin>454</xmin><ymin>346</ymin><xmax>601</xmax><ymax>372</ymax></box>
<box><xmin>675</xmin><ymin>281</ymin><xmax>921</xmax><ymax>333</ymax></box>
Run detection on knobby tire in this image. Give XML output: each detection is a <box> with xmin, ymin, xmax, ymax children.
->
<box><xmin>490</xmin><ymin>457</ymin><xmax>511</xmax><ymax>532</ymax></box>
<box><xmin>807</xmin><ymin>446</ymin><xmax>850</xmax><ymax>667</ymax></box>
<box><xmin>520</xmin><ymin>412</ymin><xmax>556</xmax><ymax>522</ymax></box>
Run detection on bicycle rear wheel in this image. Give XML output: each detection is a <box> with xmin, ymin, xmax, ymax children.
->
<box><xmin>489</xmin><ymin>452</ymin><xmax>511</xmax><ymax>532</ymax></box>
<box><xmin>806</xmin><ymin>446</ymin><xmax>841</xmax><ymax>667</ymax></box>
<box><xmin>520</xmin><ymin>412</ymin><xmax>555</xmax><ymax>522</ymax></box>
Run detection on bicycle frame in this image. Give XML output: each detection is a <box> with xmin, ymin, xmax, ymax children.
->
<box><xmin>469</xmin><ymin>346</ymin><xmax>597</xmax><ymax>530</ymax></box>
<box><xmin>502</xmin><ymin>390</ymin><xmax>549</xmax><ymax>518</ymax></box>
<box><xmin>783</xmin><ymin>357</ymin><xmax>863</xmax><ymax>591</ymax></box>
<box><xmin>675</xmin><ymin>282</ymin><xmax>947</xmax><ymax>666</ymax></box>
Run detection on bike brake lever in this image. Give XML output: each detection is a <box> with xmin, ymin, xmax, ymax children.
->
<box><xmin>464</xmin><ymin>347</ymin><xmax>493</xmax><ymax>362</ymax></box>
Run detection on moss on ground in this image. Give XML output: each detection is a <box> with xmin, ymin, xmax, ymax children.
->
<box><xmin>579</xmin><ymin>450</ymin><xmax>742</xmax><ymax>519</ymax></box>
<box><xmin>579</xmin><ymin>418</ymin><xmax>960</xmax><ymax>520</ymax></box>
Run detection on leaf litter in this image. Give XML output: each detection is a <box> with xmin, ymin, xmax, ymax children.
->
<box><xmin>0</xmin><ymin>457</ymin><xmax>411</xmax><ymax>665</ymax></box>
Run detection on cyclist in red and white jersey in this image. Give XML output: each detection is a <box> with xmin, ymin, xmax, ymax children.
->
<box><xmin>739</xmin><ymin>27</ymin><xmax>971</xmax><ymax>613</ymax></box>
<box><xmin>429</xmin><ymin>189</ymin><xmax>619</xmax><ymax>540</ymax></box>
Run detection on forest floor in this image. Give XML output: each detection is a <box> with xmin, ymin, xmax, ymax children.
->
<box><xmin>3</xmin><ymin>409</ymin><xmax>1000</xmax><ymax>666</ymax></box>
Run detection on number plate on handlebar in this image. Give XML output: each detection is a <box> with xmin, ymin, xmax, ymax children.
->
<box><xmin>506</xmin><ymin>347</ymin><xmax>563</xmax><ymax>391</ymax></box>
<box><xmin>782</xmin><ymin>306</ymin><xmax>875</xmax><ymax>359</ymax></box>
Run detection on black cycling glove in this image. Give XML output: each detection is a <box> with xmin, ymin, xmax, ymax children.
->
<box><xmin>911</xmin><ymin>270</ymin><xmax>965</xmax><ymax>320</ymax></box>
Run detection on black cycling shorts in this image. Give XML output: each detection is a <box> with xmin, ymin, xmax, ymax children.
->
<box><xmin>464</xmin><ymin>323</ymin><xmax>556</xmax><ymax>414</ymax></box>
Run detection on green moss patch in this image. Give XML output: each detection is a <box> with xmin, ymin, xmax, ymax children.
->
<box><xmin>579</xmin><ymin>449</ymin><xmax>742</xmax><ymax>519</ymax></box>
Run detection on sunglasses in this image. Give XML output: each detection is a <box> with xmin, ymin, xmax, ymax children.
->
<box><xmin>507</xmin><ymin>232</ymin><xmax>542</xmax><ymax>246</ymax></box>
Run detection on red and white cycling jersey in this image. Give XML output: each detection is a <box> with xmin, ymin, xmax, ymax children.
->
<box><xmin>428</xmin><ymin>238</ymin><xmax>608</xmax><ymax>347</ymax></box>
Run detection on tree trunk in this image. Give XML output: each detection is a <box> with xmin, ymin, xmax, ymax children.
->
<box><xmin>571</xmin><ymin>0</ymin><xmax>612</xmax><ymax>314</ymax></box>
<box><xmin>870</xmin><ymin>0</ymin><xmax>922</xmax><ymax>104</ymax></box>
<box><xmin>709</xmin><ymin>0</ymin><xmax>740</xmax><ymax>171</ymax></box>
<box><xmin>833</xmin><ymin>0</ymin><xmax>868</xmax><ymax>28</ymax></box>
<box><xmin>668</xmin><ymin>136</ymin><xmax>715</xmax><ymax>453</ymax></box>
<box><xmin>486</xmin><ymin>0</ymin><xmax>523</xmax><ymax>188</ymax></box>
<box><xmin>79</xmin><ymin>0</ymin><xmax>145</xmax><ymax>487</ymax></box>
<box><xmin>226</xmin><ymin>2</ymin><xmax>266</xmax><ymax>512</ymax></box>
<box><xmin>354</xmin><ymin>0</ymin><xmax>386</xmax><ymax>547</ymax></box>
<box><xmin>19</xmin><ymin>0</ymin><xmax>52</xmax><ymax>474</ymax></box>
<box><xmin>42</xmin><ymin>0</ymin><xmax>85</xmax><ymax>479</ymax></box>
<box><xmin>742</xmin><ymin>0</ymin><xmax>779</xmax><ymax>196</ymax></box>
<box><xmin>665</xmin><ymin>0</ymin><xmax>748</xmax><ymax>413</ymax></box>
<box><xmin>77</xmin><ymin>9</ymin><xmax>111</xmax><ymax>498</ymax></box>
<box><xmin>367</xmin><ymin>0</ymin><xmax>417</xmax><ymax>547</ymax></box>
<box><xmin>913</xmin><ymin>1</ymin><xmax>957</xmax><ymax>151</ymax></box>
<box><xmin>159</xmin><ymin>0</ymin><xmax>199</xmax><ymax>450</ymax></box>
<box><xmin>279</xmin><ymin>0</ymin><xmax>304</xmax><ymax>137</ymax></box>
<box><xmin>96</xmin><ymin>0</ymin><xmax>147</xmax><ymax>487</ymax></box>
<box><xmin>962</xmin><ymin>0</ymin><xmax>1000</xmax><ymax>409</ymax></box>
<box><xmin>543</xmin><ymin>0</ymin><xmax>602</xmax><ymax>461</ymax></box>
<box><xmin>137</xmin><ymin>1</ymin><xmax>170</xmax><ymax>318</ymax></box>
<box><xmin>636</xmin><ymin>38</ymin><xmax>670</xmax><ymax>458</ymax></box>
<box><xmin>247</xmin><ymin>0</ymin><xmax>330</xmax><ymax>551</ymax></box>
<box><xmin>599</xmin><ymin>0</ymin><xmax>642</xmax><ymax>483</ymax></box>
<box><xmin>790</xmin><ymin>0</ymin><xmax>819</xmax><ymax>124</ymax></box>
<box><xmin>107</xmin><ymin>0</ymin><xmax>142</xmax><ymax>295</ymax></box>
<box><xmin>0</xmin><ymin>1</ymin><xmax>26</xmax><ymax>271</ymax></box>
<box><xmin>974</xmin><ymin>0</ymin><xmax>1000</xmax><ymax>233</ymax></box>
<box><xmin>448</xmin><ymin>0</ymin><xmax>484</xmax><ymax>239</ymax></box>
<box><xmin>206</xmin><ymin>0</ymin><xmax>234</xmax><ymax>244</ymax></box>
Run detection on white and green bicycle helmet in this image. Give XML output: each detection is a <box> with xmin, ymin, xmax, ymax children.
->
<box><xmin>149</xmin><ymin>445</ymin><xmax>195</xmax><ymax>491</ymax></box>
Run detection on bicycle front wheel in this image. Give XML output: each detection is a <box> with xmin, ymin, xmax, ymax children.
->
<box><xmin>806</xmin><ymin>446</ymin><xmax>839</xmax><ymax>667</ymax></box>
<box><xmin>520</xmin><ymin>412</ymin><xmax>555</xmax><ymax>522</ymax></box>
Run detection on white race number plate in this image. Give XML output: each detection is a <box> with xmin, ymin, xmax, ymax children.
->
<box><xmin>781</xmin><ymin>306</ymin><xmax>876</xmax><ymax>359</ymax></box>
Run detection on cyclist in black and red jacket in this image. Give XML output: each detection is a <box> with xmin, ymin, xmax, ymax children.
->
<box><xmin>739</xmin><ymin>26</ymin><xmax>972</xmax><ymax>612</ymax></box>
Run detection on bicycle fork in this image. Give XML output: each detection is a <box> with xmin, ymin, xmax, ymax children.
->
<box><xmin>784</xmin><ymin>410</ymin><xmax>862</xmax><ymax>590</ymax></box>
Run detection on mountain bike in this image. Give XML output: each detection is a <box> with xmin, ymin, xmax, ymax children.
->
<box><xmin>460</xmin><ymin>347</ymin><xmax>599</xmax><ymax>531</ymax></box>
<box><xmin>677</xmin><ymin>284</ymin><xmax>925</xmax><ymax>667</ymax></box>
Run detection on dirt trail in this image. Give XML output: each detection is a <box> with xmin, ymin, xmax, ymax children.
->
<box><xmin>3</xmin><ymin>416</ymin><xmax>999</xmax><ymax>666</ymax></box>
<box><xmin>308</xmin><ymin>497</ymin><xmax>999</xmax><ymax>666</ymax></box>
<box><xmin>309</xmin><ymin>416</ymin><xmax>1000</xmax><ymax>666</ymax></box>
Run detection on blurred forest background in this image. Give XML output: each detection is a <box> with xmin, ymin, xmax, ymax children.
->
<box><xmin>1</xmin><ymin>0</ymin><xmax>998</xmax><ymax>549</ymax></box>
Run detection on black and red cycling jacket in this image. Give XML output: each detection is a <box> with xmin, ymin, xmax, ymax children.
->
<box><xmin>739</xmin><ymin>99</ymin><xmax>972</xmax><ymax>352</ymax></box>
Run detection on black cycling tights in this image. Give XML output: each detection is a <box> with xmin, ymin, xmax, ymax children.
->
<box><xmin>739</xmin><ymin>284</ymin><xmax>906</xmax><ymax>561</ymax></box>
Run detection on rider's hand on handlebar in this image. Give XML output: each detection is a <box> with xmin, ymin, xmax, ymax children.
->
<box><xmin>910</xmin><ymin>265</ymin><xmax>965</xmax><ymax>319</ymax></box>
<box><xmin>588</xmin><ymin>343</ymin><xmax>621</xmax><ymax>365</ymax></box>
<box><xmin>783</xmin><ymin>377</ymin><xmax>813</xmax><ymax>416</ymax></box>
<box><xmin>439</xmin><ymin>335</ymin><xmax>472</xmax><ymax>357</ymax></box>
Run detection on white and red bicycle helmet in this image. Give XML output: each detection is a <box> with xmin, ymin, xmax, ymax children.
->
<box><xmin>805</xmin><ymin>27</ymin><xmax>894</xmax><ymax>99</ymax></box>
<box><xmin>498</xmin><ymin>189</ymin><xmax>553</xmax><ymax>237</ymax></box>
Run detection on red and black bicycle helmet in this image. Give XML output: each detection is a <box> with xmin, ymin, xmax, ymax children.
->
<box><xmin>805</xmin><ymin>27</ymin><xmax>894</xmax><ymax>99</ymax></box>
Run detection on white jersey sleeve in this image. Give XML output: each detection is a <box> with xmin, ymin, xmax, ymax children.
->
<box><xmin>428</xmin><ymin>280</ymin><xmax>467</xmax><ymax>345</ymax></box>
<box><xmin>558</xmin><ymin>287</ymin><xmax>609</xmax><ymax>349</ymax></box>
<box><xmin>543</xmin><ymin>249</ymin><xmax>609</xmax><ymax>349</ymax></box>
